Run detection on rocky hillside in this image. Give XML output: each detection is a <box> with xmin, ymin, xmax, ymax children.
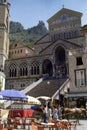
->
<box><xmin>9</xmin><ymin>20</ymin><xmax>48</xmax><ymax>47</ymax></box>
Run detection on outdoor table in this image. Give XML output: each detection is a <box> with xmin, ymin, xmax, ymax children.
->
<box><xmin>15</xmin><ymin>117</ymin><xmax>35</xmax><ymax>129</ymax></box>
<box><xmin>68</xmin><ymin>119</ymin><xmax>78</xmax><ymax>130</ymax></box>
<box><xmin>56</xmin><ymin>119</ymin><xmax>74</xmax><ymax>130</ymax></box>
<box><xmin>57</xmin><ymin>119</ymin><xmax>68</xmax><ymax>122</ymax></box>
<box><xmin>48</xmin><ymin>119</ymin><xmax>70</xmax><ymax>130</ymax></box>
<box><xmin>41</xmin><ymin>122</ymin><xmax>55</xmax><ymax>130</ymax></box>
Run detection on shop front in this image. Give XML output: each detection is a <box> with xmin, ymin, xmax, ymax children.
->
<box><xmin>65</xmin><ymin>93</ymin><xmax>87</xmax><ymax>108</ymax></box>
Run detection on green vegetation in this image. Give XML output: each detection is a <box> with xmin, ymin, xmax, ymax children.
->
<box><xmin>9</xmin><ymin>21</ymin><xmax>48</xmax><ymax>47</ymax></box>
<box><xmin>0</xmin><ymin>81</ymin><xmax>2</xmax><ymax>91</ymax></box>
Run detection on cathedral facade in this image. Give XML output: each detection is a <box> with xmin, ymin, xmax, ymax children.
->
<box><xmin>4</xmin><ymin>7</ymin><xmax>87</xmax><ymax>107</ymax></box>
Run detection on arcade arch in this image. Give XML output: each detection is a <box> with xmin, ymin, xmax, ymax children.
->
<box><xmin>9</xmin><ymin>63</ymin><xmax>17</xmax><ymax>77</ymax></box>
<box><xmin>42</xmin><ymin>59</ymin><xmax>53</xmax><ymax>76</ymax></box>
<box><xmin>31</xmin><ymin>62</ymin><xmax>40</xmax><ymax>75</ymax></box>
<box><xmin>55</xmin><ymin>46</ymin><xmax>67</xmax><ymax>77</ymax></box>
<box><xmin>19</xmin><ymin>63</ymin><xmax>28</xmax><ymax>76</ymax></box>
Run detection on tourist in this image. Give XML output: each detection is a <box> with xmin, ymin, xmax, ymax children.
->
<box><xmin>57</xmin><ymin>105</ymin><xmax>63</xmax><ymax>119</ymax></box>
<box><xmin>42</xmin><ymin>104</ymin><xmax>48</xmax><ymax>123</ymax></box>
<box><xmin>48</xmin><ymin>105</ymin><xmax>52</xmax><ymax>121</ymax></box>
<box><xmin>52</xmin><ymin>106</ymin><xmax>58</xmax><ymax>121</ymax></box>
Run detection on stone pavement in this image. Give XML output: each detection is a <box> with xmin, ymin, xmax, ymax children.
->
<box><xmin>76</xmin><ymin>120</ymin><xmax>87</xmax><ymax>130</ymax></box>
<box><xmin>2</xmin><ymin>119</ymin><xmax>87</xmax><ymax>130</ymax></box>
<box><xmin>29</xmin><ymin>120</ymin><xmax>87</xmax><ymax>130</ymax></box>
<box><xmin>44</xmin><ymin>120</ymin><xmax>87</xmax><ymax>130</ymax></box>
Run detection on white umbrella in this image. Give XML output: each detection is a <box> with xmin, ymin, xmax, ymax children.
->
<box><xmin>0</xmin><ymin>95</ymin><xmax>3</xmax><ymax>100</ymax></box>
<box><xmin>26</xmin><ymin>96</ymin><xmax>41</xmax><ymax>105</ymax></box>
<box><xmin>36</xmin><ymin>96</ymin><xmax>51</xmax><ymax>100</ymax></box>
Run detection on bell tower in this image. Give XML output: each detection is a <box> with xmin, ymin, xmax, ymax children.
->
<box><xmin>0</xmin><ymin>0</ymin><xmax>10</xmax><ymax>71</ymax></box>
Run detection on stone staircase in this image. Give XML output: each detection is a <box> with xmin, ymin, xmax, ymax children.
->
<box><xmin>3</xmin><ymin>77</ymin><xmax>70</xmax><ymax>109</ymax></box>
<box><xmin>21</xmin><ymin>78</ymin><xmax>43</xmax><ymax>94</ymax></box>
<box><xmin>26</xmin><ymin>77</ymin><xmax>70</xmax><ymax>98</ymax></box>
<box><xmin>3</xmin><ymin>78</ymin><xmax>43</xmax><ymax>108</ymax></box>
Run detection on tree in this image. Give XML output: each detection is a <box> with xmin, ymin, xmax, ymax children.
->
<box><xmin>0</xmin><ymin>81</ymin><xmax>2</xmax><ymax>91</ymax></box>
<box><xmin>9</xmin><ymin>20</ymin><xmax>48</xmax><ymax>46</ymax></box>
<box><xmin>27</xmin><ymin>20</ymin><xmax>48</xmax><ymax>35</ymax></box>
<box><xmin>10</xmin><ymin>21</ymin><xmax>24</xmax><ymax>33</ymax></box>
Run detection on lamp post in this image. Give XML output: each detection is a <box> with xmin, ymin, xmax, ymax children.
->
<box><xmin>56</xmin><ymin>64</ymin><xmax>66</xmax><ymax>107</ymax></box>
<box><xmin>67</xmin><ymin>87</ymin><xmax>70</xmax><ymax>108</ymax></box>
<box><xmin>57</xmin><ymin>67</ymin><xmax>61</xmax><ymax>105</ymax></box>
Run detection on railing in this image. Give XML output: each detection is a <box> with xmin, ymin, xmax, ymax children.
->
<box><xmin>52</xmin><ymin>78</ymin><xmax>70</xmax><ymax>100</ymax></box>
<box><xmin>21</xmin><ymin>78</ymin><xmax>43</xmax><ymax>94</ymax></box>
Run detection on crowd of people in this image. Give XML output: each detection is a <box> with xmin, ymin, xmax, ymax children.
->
<box><xmin>42</xmin><ymin>103</ymin><xmax>63</xmax><ymax>123</ymax></box>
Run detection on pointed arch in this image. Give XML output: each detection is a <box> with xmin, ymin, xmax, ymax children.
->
<box><xmin>31</xmin><ymin>62</ymin><xmax>40</xmax><ymax>75</ymax></box>
<box><xmin>9</xmin><ymin>63</ymin><xmax>17</xmax><ymax>77</ymax></box>
<box><xmin>42</xmin><ymin>59</ymin><xmax>53</xmax><ymax>76</ymax></box>
<box><xmin>55</xmin><ymin>46</ymin><xmax>67</xmax><ymax>77</ymax></box>
<box><xmin>55</xmin><ymin>46</ymin><xmax>66</xmax><ymax>65</ymax></box>
<box><xmin>19</xmin><ymin>62</ymin><xmax>28</xmax><ymax>76</ymax></box>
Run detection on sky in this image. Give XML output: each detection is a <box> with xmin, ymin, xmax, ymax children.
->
<box><xmin>9</xmin><ymin>0</ymin><xmax>87</xmax><ymax>29</ymax></box>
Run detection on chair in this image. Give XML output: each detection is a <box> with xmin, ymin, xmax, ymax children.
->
<box><xmin>50</xmin><ymin>119</ymin><xmax>60</xmax><ymax>130</ymax></box>
<box><xmin>35</xmin><ymin>122</ymin><xmax>45</xmax><ymax>130</ymax></box>
<box><xmin>68</xmin><ymin>120</ymin><xmax>77</xmax><ymax>130</ymax></box>
<box><xmin>6</xmin><ymin>118</ymin><xmax>15</xmax><ymax>129</ymax></box>
<box><xmin>24</xmin><ymin>118</ymin><xmax>32</xmax><ymax>129</ymax></box>
<box><xmin>31</xmin><ymin>122</ymin><xmax>37</xmax><ymax>130</ymax></box>
<box><xmin>49</xmin><ymin>119</ymin><xmax>61</xmax><ymax>130</ymax></box>
<box><xmin>37</xmin><ymin>125</ymin><xmax>44</xmax><ymax>130</ymax></box>
<box><xmin>26</xmin><ymin>118</ymin><xmax>35</xmax><ymax>124</ymax></box>
<box><xmin>0</xmin><ymin>124</ymin><xmax>3</xmax><ymax>129</ymax></box>
<box><xmin>59</xmin><ymin>120</ymin><xmax>71</xmax><ymax>130</ymax></box>
<box><xmin>14</xmin><ymin>118</ymin><xmax>23</xmax><ymax>129</ymax></box>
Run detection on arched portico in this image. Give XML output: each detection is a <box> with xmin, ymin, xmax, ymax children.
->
<box><xmin>55</xmin><ymin>46</ymin><xmax>67</xmax><ymax>78</ymax></box>
<box><xmin>42</xmin><ymin>59</ymin><xmax>53</xmax><ymax>77</ymax></box>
